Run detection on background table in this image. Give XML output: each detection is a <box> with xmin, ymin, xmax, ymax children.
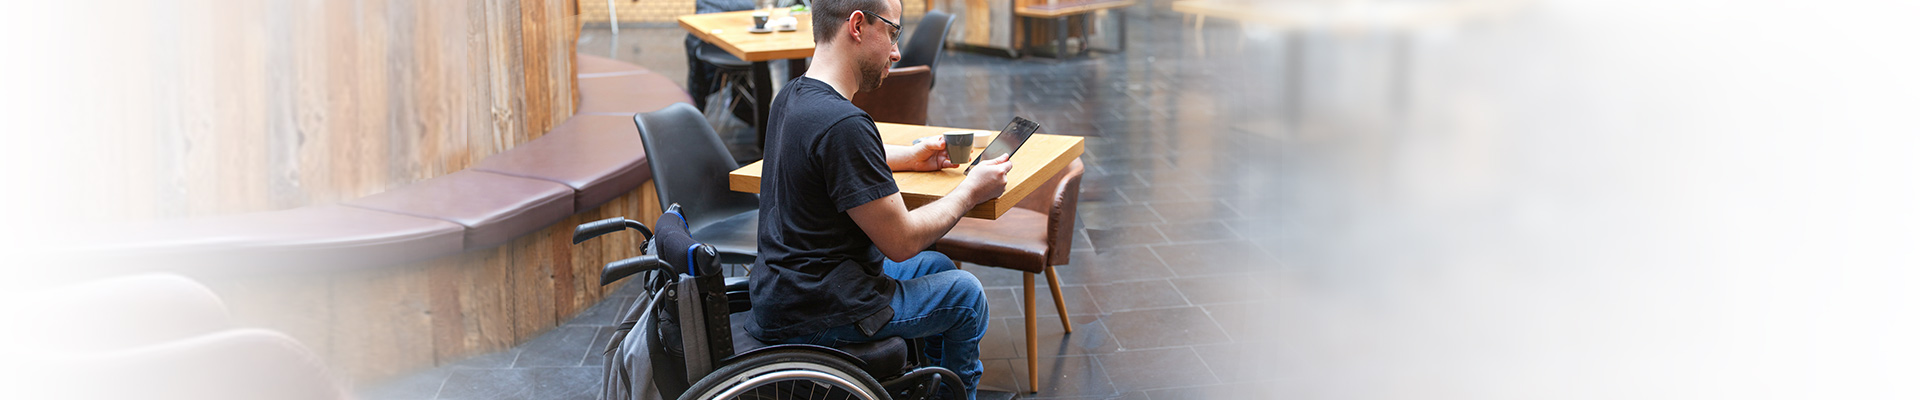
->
<box><xmin>679</xmin><ymin>10</ymin><xmax>817</xmax><ymax>151</ymax></box>
<box><xmin>729</xmin><ymin>123</ymin><xmax>1086</xmax><ymax>219</ymax></box>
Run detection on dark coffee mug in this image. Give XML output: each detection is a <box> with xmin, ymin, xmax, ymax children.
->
<box><xmin>943</xmin><ymin>132</ymin><xmax>974</xmax><ymax>163</ymax></box>
<box><xmin>752</xmin><ymin>12</ymin><xmax>769</xmax><ymax>29</ymax></box>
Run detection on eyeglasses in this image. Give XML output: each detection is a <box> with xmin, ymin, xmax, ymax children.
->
<box><xmin>859</xmin><ymin>10</ymin><xmax>902</xmax><ymax>44</ymax></box>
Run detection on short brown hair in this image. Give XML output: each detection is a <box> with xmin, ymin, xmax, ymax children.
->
<box><xmin>811</xmin><ymin>0</ymin><xmax>892</xmax><ymax>44</ymax></box>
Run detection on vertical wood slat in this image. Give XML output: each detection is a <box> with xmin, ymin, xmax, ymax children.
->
<box><xmin>354</xmin><ymin>0</ymin><xmax>395</xmax><ymax>197</ymax></box>
<box><xmin>521</xmin><ymin>0</ymin><xmax>552</xmax><ymax>140</ymax></box>
<box><xmin>490</xmin><ymin>0</ymin><xmax>532</xmax><ymax>157</ymax></box>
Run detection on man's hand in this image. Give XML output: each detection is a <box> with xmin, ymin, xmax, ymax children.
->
<box><xmin>957</xmin><ymin>154</ymin><xmax>1011</xmax><ymax>205</ymax></box>
<box><xmin>886</xmin><ymin>138</ymin><xmax>959</xmax><ymax>172</ymax></box>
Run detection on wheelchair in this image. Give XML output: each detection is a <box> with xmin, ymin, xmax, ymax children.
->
<box><xmin>574</xmin><ymin>204</ymin><xmax>966</xmax><ymax>400</ymax></box>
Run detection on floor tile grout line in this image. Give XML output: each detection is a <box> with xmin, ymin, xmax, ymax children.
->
<box><xmin>428</xmin><ymin>373</ymin><xmax>451</xmax><ymax>400</ymax></box>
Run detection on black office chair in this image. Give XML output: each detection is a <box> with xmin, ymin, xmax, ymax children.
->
<box><xmin>896</xmin><ymin>10</ymin><xmax>955</xmax><ymax>88</ymax></box>
<box><xmin>635</xmin><ymin>103</ymin><xmax>759</xmax><ymax>265</ymax></box>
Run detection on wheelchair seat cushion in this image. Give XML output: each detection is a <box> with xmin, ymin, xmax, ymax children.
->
<box><xmin>729</xmin><ymin>312</ymin><xmax>912</xmax><ymax>379</ymax></box>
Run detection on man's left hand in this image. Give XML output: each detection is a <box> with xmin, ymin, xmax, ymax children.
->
<box><xmin>894</xmin><ymin>137</ymin><xmax>958</xmax><ymax>172</ymax></box>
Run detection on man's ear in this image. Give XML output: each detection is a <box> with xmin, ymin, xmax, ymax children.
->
<box><xmin>846</xmin><ymin>10</ymin><xmax>864</xmax><ymax>43</ymax></box>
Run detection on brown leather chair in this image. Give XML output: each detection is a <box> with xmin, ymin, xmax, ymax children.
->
<box><xmin>849</xmin><ymin>65</ymin><xmax>933</xmax><ymax>125</ymax></box>
<box><xmin>932</xmin><ymin>158</ymin><xmax>1084</xmax><ymax>392</ymax></box>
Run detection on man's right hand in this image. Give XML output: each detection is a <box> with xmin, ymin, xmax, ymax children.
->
<box><xmin>961</xmin><ymin>154</ymin><xmax>1012</xmax><ymax>205</ymax></box>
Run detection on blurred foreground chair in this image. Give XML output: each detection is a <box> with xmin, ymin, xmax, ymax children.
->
<box><xmin>2</xmin><ymin>274</ymin><xmax>345</xmax><ymax>400</ymax></box>
<box><xmin>636</xmin><ymin>103</ymin><xmax>760</xmax><ymax>264</ymax></box>
<box><xmin>932</xmin><ymin>158</ymin><xmax>1085</xmax><ymax>392</ymax></box>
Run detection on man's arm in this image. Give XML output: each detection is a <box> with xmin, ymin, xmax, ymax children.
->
<box><xmin>848</xmin><ymin>155</ymin><xmax>1012</xmax><ymax>262</ymax></box>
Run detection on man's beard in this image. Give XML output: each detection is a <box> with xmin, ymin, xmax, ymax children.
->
<box><xmin>858</xmin><ymin>55</ymin><xmax>889</xmax><ymax>93</ymax></box>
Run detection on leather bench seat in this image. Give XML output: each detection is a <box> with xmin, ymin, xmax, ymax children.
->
<box><xmin>578</xmin><ymin>53</ymin><xmax>650</xmax><ymax>77</ymax></box>
<box><xmin>579</xmin><ymin>56</ymin><xmax>694</xmax><ymax>115</ymax></box>
<box><xmin>347</xmin><ymin>170</ymin><xmax>575</xmax><ymax>250</ymax></box>
<box><xmin>85</xmin><ymin>55</ymin><xmax>680</xmax><ymax>285</ymax></box>
<box><xmin>100</xmin><ymin>205</ymin><xmax>465</xmax><ymax>275</ymax></box>
<box><xmin>472</xmin><ymin>114</ymin><xmax>652</xmax><ymax>212</ymax></box>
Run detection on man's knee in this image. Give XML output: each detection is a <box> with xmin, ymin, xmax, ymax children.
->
<box><xmin>914</xmin><ymin>251</ymin><xmax>956</xmax><ymax>271</ymax></box>
<box><xmin>937</xmin><ymin>270</ymin><xmax>988</xmax><ymax>314</ymax></box>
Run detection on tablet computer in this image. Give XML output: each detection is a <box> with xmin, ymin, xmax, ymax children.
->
<box><xmin>966</xmin><ymin>116</ymin><xmax>1041</xmax><ymax>174</ymax></box>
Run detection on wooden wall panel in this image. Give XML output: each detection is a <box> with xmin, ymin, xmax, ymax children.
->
<box><xmin>114</xmin><ymin>0</ymin><xmax>578</xmax><ymax>219</ymax></box>
<box><xmin>329</xmin><ymin>263</ymin><xmax>436</xmax><ymax>380</ymax></box>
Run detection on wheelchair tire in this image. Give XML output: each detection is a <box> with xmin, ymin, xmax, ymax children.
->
<box><xmin>677</xmin><ymin>348</ymin><xmax>891</xmax><ymax>400</ymax></box>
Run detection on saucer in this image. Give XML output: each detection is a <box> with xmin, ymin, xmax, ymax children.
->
<box><xmin>748</xmin><ymin>26</ymin><xmax>774</xmax><ymax>34</ymax></box>
<box><xmin>776</xmin><ymin>25</ymin><xmax>798</xmax><ymax>32</ymax></box>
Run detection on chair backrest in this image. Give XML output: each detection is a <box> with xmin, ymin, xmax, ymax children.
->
<box><xmin>896</xmin><ymin>10</ymin><xmax>954</xmax><ymax>87</ymax></box>
<box><xmin>849</xmin><ymin>65</ymin><xmax>934</xmax><ymax>125</ymax></box>
<box><xmin>1012</xmin><ymin>158</ymin><xmax>1084</xmax><ymax>265</ymax></box>
<box><xmin>635</xmin><ymin>103</ymin><xmax>760</xmax><ymax>230</ymax></box>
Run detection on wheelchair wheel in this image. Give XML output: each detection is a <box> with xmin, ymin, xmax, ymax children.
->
<box><xmin>678</xmin><ymin>348</ymin><xmax>890</xmax><ymax>400</ymax></box>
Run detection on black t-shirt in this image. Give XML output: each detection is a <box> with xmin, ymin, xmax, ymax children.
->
<box><xmin>748</xmin><ymin>77</ymin><xmax>900</xmax><ymax>340</ymax></box>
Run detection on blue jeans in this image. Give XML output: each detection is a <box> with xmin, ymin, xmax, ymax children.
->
<box><xmin>778</xmin><ymin>251</ymin><xmax>987</xmax><ymax>400</ymax></box>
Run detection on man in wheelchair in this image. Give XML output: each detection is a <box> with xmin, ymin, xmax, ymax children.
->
<box><xmin>751</xmin><ymin>0</ymin><xmax>1014</xmax><ymax>398</ymax></box>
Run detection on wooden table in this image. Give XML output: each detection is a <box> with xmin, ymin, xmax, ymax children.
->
<box><xmin>1016</xmin><ymin>0</ymin><xmax>1138</xmax><ymax>58</ymax></box>
<box><xmin>679</xmin><ymin>10</ymin><xmax>818</xmax><ymax>151</ymax></box>
<box><xmin>1170</xmin><ymin>0</ymin><xmax>1518</xmax><ymax>121</ymax></box>
<box><xmin>729</xmin><ymin>123</ymin><xmax>1086</xmax><ymax>219</ymax></box>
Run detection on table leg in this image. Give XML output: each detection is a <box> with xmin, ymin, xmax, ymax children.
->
<box><xmin>1285</xmin><ymin>31</ymin><xmax>1304</xmax><ymax>130</ymax></box>
<box><xmin>785</xmin><ymin>58</ymin><xmax>808</xmax><ymax>81</ymax></box>
<box><xmin>1389</xmin><ymin>31</ymin><xmax>1410</xmax><ymax>118</ymax></box>
<box><xmin>753</xmin><ymin>60</ymin><xmax>773</xmax><ymax>150</ymax></box>
<box><xmin>1055</xmin><ymin>16</ymin><xmax>1068</xmax><ymax>58</ymax></box>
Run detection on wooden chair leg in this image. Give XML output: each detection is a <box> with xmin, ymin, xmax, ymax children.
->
<box><xmin>1024</xmin><ymin>273</ymin><xmax>1039</xmax><ymax>393</ymax></box>
<box><xmin>1044</xmin><ymin>266</ymin><xmax>1072</xmax><ymax>333</ymax></box>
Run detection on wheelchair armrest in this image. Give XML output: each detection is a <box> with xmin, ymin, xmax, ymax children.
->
<box><xmin>715</xmin><ymin>249</ymin><xmax>757</xmax><ymax>263</ymax></box>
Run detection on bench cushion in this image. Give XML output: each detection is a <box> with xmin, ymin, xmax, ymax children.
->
<box><xmin>472</xmin><ymin>114</ymin><xmax>651</xmax><ymax>211</ymax></box>
<box><xmin>578</xmin><ymin>53</ymin><xmax>650</xmax><ymax>78</ymax></box>
<box><xmin>95</xmin><ymin>205</ymin><xmax>466</xmax><ymax>275</ymax></box>
<box><xmin>347</xmin><ymin>170</ymin><xmax>575</xmax><ymax>250</ymax></box>
<box><xmin>579</xmin><ymin>71</ymin><xmax>694</xmax><ymax>115</ymax></box>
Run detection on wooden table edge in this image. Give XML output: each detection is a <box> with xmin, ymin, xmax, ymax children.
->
<box><xmin>727</xmin><ymin>134</ymin><xmax>1086</xmax><ymax>220</ymax></box>
<box><xmin>677</xmin><ymin>12</ymin><xmax>817</xmax><ymax>62</ymax></box>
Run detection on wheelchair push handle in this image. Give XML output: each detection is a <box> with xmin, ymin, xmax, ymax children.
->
<box><xmin>572</xmin><ymin>217</ymin><xmax>653</xmax><ymax>244</ymax></box>
<box><xmin>600</xmin><ymin>255</ymin><xmax>672</xmax><ymax>286</ymax></box>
